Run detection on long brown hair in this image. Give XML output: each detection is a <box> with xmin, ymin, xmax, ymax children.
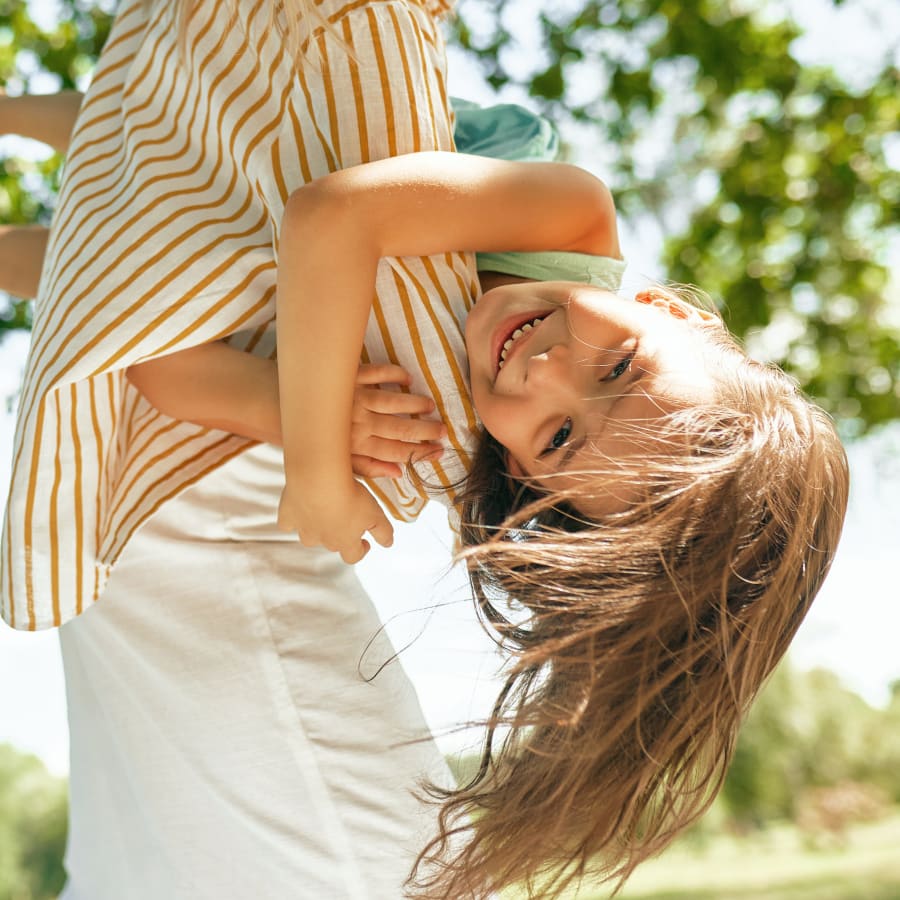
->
<box><xmin>410</xmin><ymin>334</ymin><xmax>849</xmax><ymax>897</ymax></box>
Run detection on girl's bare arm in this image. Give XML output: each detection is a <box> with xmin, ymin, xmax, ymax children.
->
<box><xmin>276</xmin><ymin>152</ymin><xmax>620</xmax><ymax>559</ymax></box>
<box><xmin>0</xmin><ymin>91</ymin><xmax>84</xmax><ymax>152</ymax></box>
<box><xmin>289</xmin><ymin>152</ymin><xmax>621</xmax><ymax>262</ymax></box>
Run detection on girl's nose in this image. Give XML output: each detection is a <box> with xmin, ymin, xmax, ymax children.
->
<box><xmin>525</xmin><ymin>344</ymin><xmax>577</xmax><ymax>395</ymax></box>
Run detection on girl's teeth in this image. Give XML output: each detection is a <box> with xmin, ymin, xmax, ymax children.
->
<box><xmin>498</xmin><ymin>318</ymin><xmax>541</xmax><ymax>368</ymax></box>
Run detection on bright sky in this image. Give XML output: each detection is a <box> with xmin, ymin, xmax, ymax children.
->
<box><xmin>1</xmin><ymin>0</ymin><xmax>898</xmax><ymax>777</ymax></box>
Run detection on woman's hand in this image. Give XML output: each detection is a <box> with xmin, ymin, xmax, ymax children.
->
<box><xmin>351</xmin><ymin>363</ymin><xmax>445</xmax><ymax>479</ymax></box>
<box><xmin>277</xmin><ymin>472</ymin><xmax>393</xmax><ymax>564</ymax></box>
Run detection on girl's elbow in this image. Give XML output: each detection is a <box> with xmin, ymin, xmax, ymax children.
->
<box><xmin>580</xmin><ymin>176</ymin><xmax>621</xmax><ymax>258</ymax></box>
<box><xmin>124</xmin><ymin>362</ymin><xmax>147</xmax><ymax>394</ymax></box>
<box><xmin>125</xmin><ymin>359</ymin><xmax>175</xmax><ymax>417</ymax></box>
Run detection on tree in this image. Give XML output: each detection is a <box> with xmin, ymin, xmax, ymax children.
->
<box><xmin>719</xmin><ymin>663</ymin><xmax>899</xmax><ymax>826</ymax></box>
<box><xmin>0</xmin><ymin>0</ymin><xmax>112</xmax><ymax>333</ymax></box>
<box><xmin>0</xmin><ymin>744</ymin><xmax>68</xmax><ymax>899</ymax></box>
<box><xmin>1</xmin><ymin>0</ymin><xmax>898</xmax><ymax>434</ymax></box>
<box><xmin>451</xmin><ymin>0</ymin><xmax>899</xmax><ymax>434</ymax></box>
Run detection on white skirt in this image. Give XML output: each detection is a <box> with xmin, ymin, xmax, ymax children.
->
<box><xmin>58</xmin><ymin>444</ymin><xmax>452</xmax><ymax>900</ymax></box>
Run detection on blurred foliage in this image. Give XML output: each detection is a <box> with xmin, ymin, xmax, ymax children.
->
<box><xmin>0</xmin><ymin>743</ymin><xmax>67</xmax><ymax>899</ymax></box>
<box><xmin>452</xmin><ymin>663</ymin><xmax>900</xmax><ymax>836</ymax></box>
<box><xmin>1</xmin><ymin>0</ymin><xmax>899</xmax><ymax>433</ymax></box>
<box><xmin>452</xmin><ymin>0</ymin><xmax>899</xmax><ymax>434</ymax></box>
<box><xmin>0</xmin><ymin>0</ymin><xmax>111</xmax><ymax>88</ymax></box>
<box><xmin>720</xmin><ymin>663</ymin><xmax>900</xmax><ymax>826</ymax></box>
<box><xmin>0</xmin><ymin>0</ymin><xmax>112</xmax><ymax>336</ymax></box>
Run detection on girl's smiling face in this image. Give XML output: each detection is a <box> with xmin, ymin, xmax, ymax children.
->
<box><xmin>464</xmin><ymin>282</ymin><xmax>720</xmax><ymax>512</ymax></box>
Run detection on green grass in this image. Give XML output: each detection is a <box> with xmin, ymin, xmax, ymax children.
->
<box><xmin>514</xmin><ymin>811</ymin><xmax>900</xmax><ymax>900</ymax></box>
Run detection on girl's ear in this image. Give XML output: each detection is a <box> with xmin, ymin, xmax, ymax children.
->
<box><xmin>634</xmin><ymin>287</ymin><xmax>723</xmax><ymax>329</ymax></box>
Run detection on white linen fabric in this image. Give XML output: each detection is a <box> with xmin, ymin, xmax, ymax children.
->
<box><xmin>2</xmin><ymin>0</ymin><xmax>470</xmax><ymax>894</ymax></box>
<box><xmin>58</xmin><ymin>443</ymin><xmax>452</xmax><ymax>900</ymax></box>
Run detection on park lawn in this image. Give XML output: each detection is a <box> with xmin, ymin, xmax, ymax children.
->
<box><xmin>509</xmin><ymin>809</ymin><xmax>900</xmax><ymax>900</ymax></box>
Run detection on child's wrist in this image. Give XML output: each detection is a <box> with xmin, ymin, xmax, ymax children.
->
<box><xmin>284</xmin><ymin>455</ymin><xmax>354</xmax><ymax>490</ymax></box>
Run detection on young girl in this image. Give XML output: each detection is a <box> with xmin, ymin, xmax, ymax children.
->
<box><xmin>3</xmin><ymin>91</ymin><xmax>849</xmax><ymax>900</ymax></box>
<box><xmin>1</xmin><ymin>6</ymin><xmax>848</xmax><ymax>900</ymax></box>
<box><xmin>141</xmin><ymin>149</ymin><xmax>851</xmax><ymax>898</ymax></box>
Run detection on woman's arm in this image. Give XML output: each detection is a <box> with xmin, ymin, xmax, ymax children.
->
<box><xmin>126</xmin><ymin>345</ymin><xmax>445</xmax><ymax>477</ymax></box>
<box><xmin>126</xmin><ymin>343</ymin><xmax>282</xmax><ymax>445</ymax></box>
<box><xmin>276</xmin><ymin>153</ymin><xmax>619</xmax><ymax>561</ymax></box>
<box><xmin>0</xmin><ymin>91</ymin><xmax>84</xmax><ymax>153</ymax></box>
<box><xmin>0</xmin><ymin>225</ymin><xmax>49</xmax><ymax>298</ymax></box>
<box><xmin>0</xmin><ymin>92</ymin><xmax>84</xmax><ymax>298</ymax></box>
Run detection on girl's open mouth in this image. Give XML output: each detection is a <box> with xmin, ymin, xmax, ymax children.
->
<box><xmin>493</xmin><ymin>314</ymin><xmax>548</xmax><ymax>375</ymax></box>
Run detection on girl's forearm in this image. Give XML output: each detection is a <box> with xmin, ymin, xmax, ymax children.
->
<box><xmin>276</xmin><ymin>191</ymin><xmax>380</xmax><ymax>488</ymax></box>
<box><xmin>0</xmin><ymin>225</ymin><xmax>49</xmax><ymax>298</ymax></box>
<box><xmin>0</xmin><ymin>91</ymin><xmax>84</xmax><ymax>152</ymax></box>
<box><xmin>126</xmin><ymin>342</ymin><xmax>281</xmax><ymax>445</ymax></box>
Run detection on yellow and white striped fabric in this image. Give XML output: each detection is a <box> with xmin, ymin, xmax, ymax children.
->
<box><xmin>1</xmin><ymin>0</ymin><xmax>479</xmax><ymax>631</ymax></box>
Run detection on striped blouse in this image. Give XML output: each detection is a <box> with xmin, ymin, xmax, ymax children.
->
<box><xmin>1</xmin><ymin>0</ymin><xmax>479</xmax><ymax>631</ymax></box>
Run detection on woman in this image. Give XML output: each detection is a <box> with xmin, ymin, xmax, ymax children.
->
<box><xmin>1</xmin><ymin>0</ymin><xmax>478</xmax><ymax>896</ymax></box>
<box><xmin>2</xmin><ymin>2</ymin><xmax>848</xmax><ymax>896</ymax></box>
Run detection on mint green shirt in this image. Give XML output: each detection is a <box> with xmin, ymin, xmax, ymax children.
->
<box><xmin>452</xmin><ymin>98</ymin><xmax>626</xmax><ymax>291</ymax></box>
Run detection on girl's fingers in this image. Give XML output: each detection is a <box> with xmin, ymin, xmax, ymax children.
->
<box><xmin>366</xmin><ymin>513</ymin><xmax>394</xmax><ymax>550</ymax></box>
<box><xmin>338</xmin><ymin>539</ymin><xmax>370</xmax><ymax>565</ymax></box>
<box><xmin>359</xmin><ymin>413</ymin><xmax>446</xmax><ymax>444</ymax></box>
<box><xmin>350</xmin><ymin>455</ymin><xmax>403</xmax><ymax>479</ymax></box>
<box><xmin>356</xmin><ymin>387</ymin><xmax>435</xmax><ymax>416</ymax></box>
<box><xmin>353</xmin><ymin>436</ymin><xmax>444</xmax><ymax>465</ymax></box>
<box><xmin>355</xmin><ymin>363</ymin><xmax>412</xmax><ymax>386</ymax></box>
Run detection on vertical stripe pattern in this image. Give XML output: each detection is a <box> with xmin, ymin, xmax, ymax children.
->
<box><xmin>1</xmin><ymin>0</ymin><xmax>478</xmax><ymax>630</ymax></box>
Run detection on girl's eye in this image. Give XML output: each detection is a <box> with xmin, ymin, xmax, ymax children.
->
<box><xmin>543</xmin><ymin>417</ymin><xmax>572</xmax><ymax>455</ymax></box>
<box><xmin>604</xmin><ymin>349</ymin><xmax>636</xmax><ymax>382</ymax></box>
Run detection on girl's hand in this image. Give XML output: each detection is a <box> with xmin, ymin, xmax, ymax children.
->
<box><xmin>277</xmin><ymin>475</ymin><xmax>393</xmax><ymax>564</ymax></box>
<box><xmin>351</xmin><ymin>363</ymin><xmax>445</xmax><ymax>479</ymax></box>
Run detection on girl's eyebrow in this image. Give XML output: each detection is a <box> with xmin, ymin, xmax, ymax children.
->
<box><xmin>568</xmin><ymin>368</ymin><xmax>646</xmax><ymax>465</ymax></box>
<box><xmin>607</xmin><ymin>367</ymin><xmax>645</xmax><ymax>417</ymax></box>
